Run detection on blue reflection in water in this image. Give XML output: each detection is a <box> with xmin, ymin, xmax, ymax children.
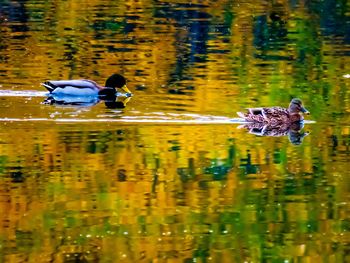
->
<box><xmin>306</xmin><ymin>0</ymin><xmax>350</xmax><ymax>43</ymax></box>
<box><xmin>154</xmin><ymin>3</ymin><xmax>211</xmax><ymax>84</ymax></box>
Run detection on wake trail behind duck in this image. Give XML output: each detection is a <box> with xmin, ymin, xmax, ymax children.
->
<box><xmin>0</xmin><ymin>90</ymin><xmax>47</xmax><ymax>97</ymax></box>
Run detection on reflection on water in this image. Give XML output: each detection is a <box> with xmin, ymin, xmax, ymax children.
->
<box><xmin>238</xmin><ymin>122</ymin><xmax>310</xmax><ymax>145</ymax></box>
<box><xmin>43</xmin><ymin>93</ymin><xmax>132</xmax><ymax>109</ymax></box>
<box><xmin>0</xmin><ymin>0</ymin><xmax>350</xmax><ymax>262</ymax></box>
<box><xmin>0</xmin><ymin>122</ymin><xmax>349</xmax><ymax>262</ymax></box>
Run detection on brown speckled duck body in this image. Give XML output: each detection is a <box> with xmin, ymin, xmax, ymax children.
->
<box><xmin>237</xmin><ymin>98</ymin><xmax>309</xmax><ymax>125</ymax></box>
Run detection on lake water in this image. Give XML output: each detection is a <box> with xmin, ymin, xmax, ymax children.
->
<box><xmin>0</xmin><ymin>1</ymin><xmax>350</xmax><ymax>262</ymax></box>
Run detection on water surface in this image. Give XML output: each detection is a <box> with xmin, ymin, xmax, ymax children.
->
<box><xmin>0</xmin><ymin>0</ymin><xmax>350</xmax><ymax>262</ymax></box>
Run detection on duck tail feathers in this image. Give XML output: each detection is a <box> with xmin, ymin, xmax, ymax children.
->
<box><xmin>41</xmin><ymin>82</ymin><xmax>55</xmax><ymax>92</ymax></box>
<box><xmin>237</xmin><ymin>112</ymin><xmax>246</xmax><ymax>119</ymax></box>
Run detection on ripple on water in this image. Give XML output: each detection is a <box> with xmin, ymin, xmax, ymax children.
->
<box><xmin>0</xmin><ymin>90</ymin><xmax>47</xmax><ymax>97</ymax></box>
<box><xmin>0</xmin><ymin>114</ymin><xmax>245</xmax><ymax>124</ymax></box>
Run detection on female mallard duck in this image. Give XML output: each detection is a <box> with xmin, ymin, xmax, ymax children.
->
<box><xmin>41</xmin><ymin>74</ymin><xmax>131</xmax><ymax>97</ymax></box>
<box><xmin>237</xmin><ymin>98</ymin><xmax>309</xmax><ymax>124</ymax></box>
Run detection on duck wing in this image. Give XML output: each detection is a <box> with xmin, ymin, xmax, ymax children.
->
<box><xmin>247</xmin><ymin>107</ymin><xmax>264</xmax><ymax>115</ymax></box>
<box><xmin>261</xmin><ymin>107</ymin><xmax>289</xmax><ymax>124</ymax></box>
<box><xmin>41</xmin><ymin>80</ymin><xmax>100</xmax><ymax>92</ymax></box>
<box><xmin>237</xmin><ymin>107</ymin><xmax>265</xmax><ymax>122</ymax></box>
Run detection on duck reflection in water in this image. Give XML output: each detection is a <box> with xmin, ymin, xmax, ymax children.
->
<box><xmin>42</xmin><ymin>94</ymin><xmax>132</xmax><ymax>109</ymax></box>
<box><xmin>238</xmin><ymin>121</ymin><xmax>309</xmax><ymax>145</ymax></box>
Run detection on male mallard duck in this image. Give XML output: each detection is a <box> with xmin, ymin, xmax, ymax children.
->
<box><xmin>41</xmin><ymin>74</ymin><xmax>131</xmax><ymax>97</ymax></box>
<box><xmin>237</xmin><ymin>98</ymin><xmax>309</xmax><ymax>124</ymax></box>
